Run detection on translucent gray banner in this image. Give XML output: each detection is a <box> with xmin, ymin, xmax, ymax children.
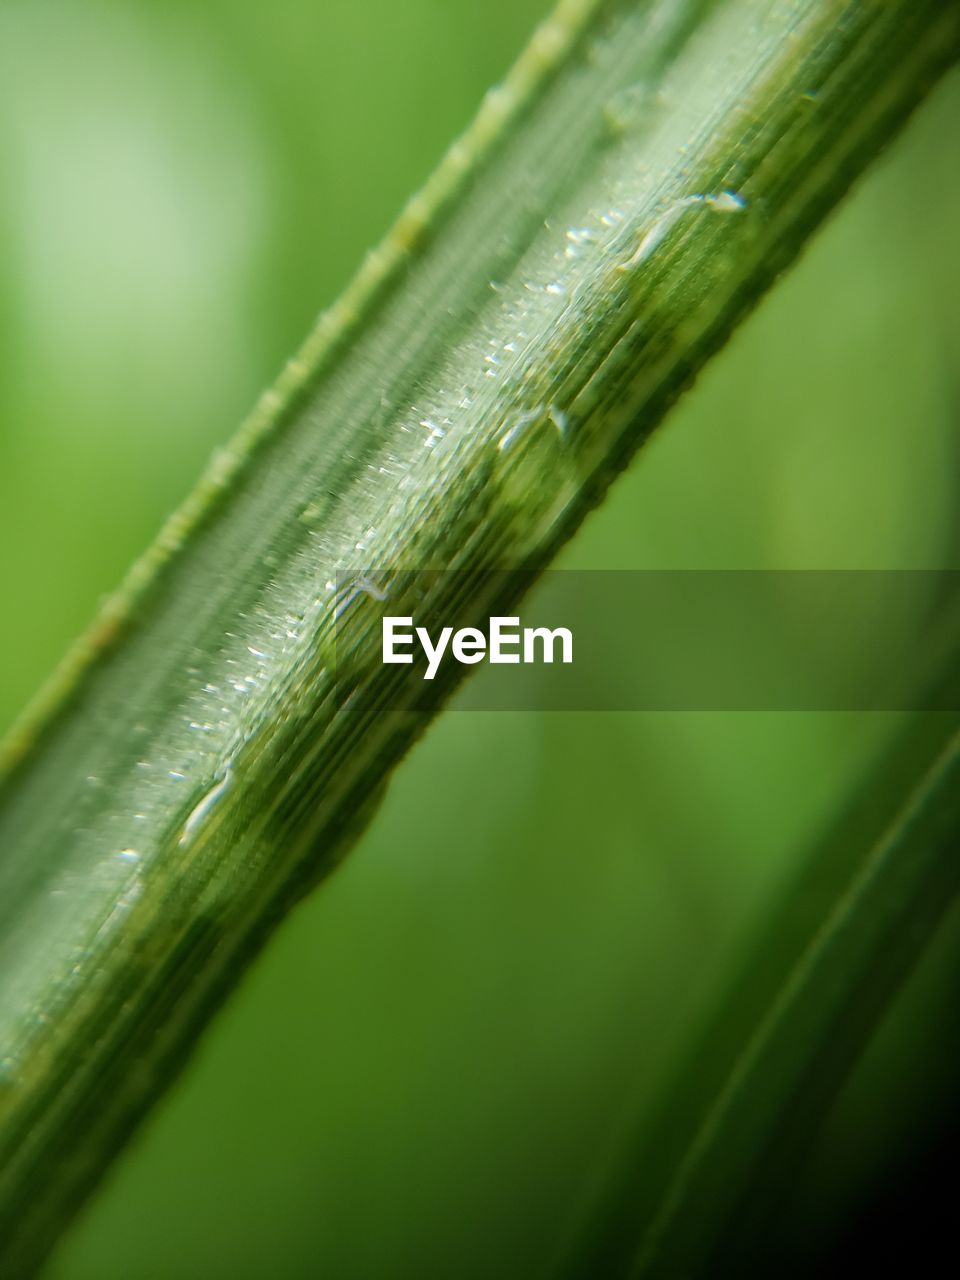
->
<box><xmin>333</xmin><ymin>570</ymin><xmax>960</xmax><ymax>711</ymax></box>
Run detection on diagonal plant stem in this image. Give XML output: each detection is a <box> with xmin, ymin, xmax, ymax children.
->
<box><xmin>0</xmin><ymin>0</ymin><xmax>958</xmax><ymax>1273</ymax></box>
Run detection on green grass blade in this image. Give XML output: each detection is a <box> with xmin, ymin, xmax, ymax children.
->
<box><xmin>562</xmin><ymin>679</ymin><xmax>959</xmax><ymax>1277</ymax></box>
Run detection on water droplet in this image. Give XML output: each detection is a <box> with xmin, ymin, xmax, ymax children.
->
<box><xmin>498</xmin><ymin>406</ymin><xmax>538</xmax><ymax>452</ymax></box>
<box><xmin>620</xmin><ymin>199</ymin><xmax>696</xmax><ymax>269</ymax></box>
<box><xmin>603</xmin><ymin>82</ymin><xmax>658</xmax><ymax>136</ymax></box>
<box><xmin>334</xmin><ymin>574</ymin><xmax>390</xmax><ymax>620</ymax></box>
<box><xmin>620</xmin><ymin>190</ymin><xmax>747</xmax><ymax>270</ymax></box>
<box><xmin>300</xmin><ymin>501</ymin><xmax>326</xmax><ymax>526</ymax></box>
<box><xmin>705</xmin><ymin>189</ymin><xmax>747</xmax><ymax>214</ymax></box>
<box><xmin>548</xmin><ymin>405</ymin><xmax>569</xmax><ymax>438</ymax></box>
<box><xmin>179</xmin><ymin>769</ymin><xmax>234</xmax><ymax>848</ymax></box>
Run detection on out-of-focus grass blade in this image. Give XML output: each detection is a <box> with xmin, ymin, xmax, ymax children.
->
<box><xmin>564</xmin><ymin>672</ymin><xmax>959</xmax><ymax>1277</ymax></box>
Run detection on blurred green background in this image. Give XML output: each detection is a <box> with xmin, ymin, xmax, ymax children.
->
<box><xmin>0</xmin><ymin>1</ymin><xmax>957</xmax><ymax>1276</ymax></box>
